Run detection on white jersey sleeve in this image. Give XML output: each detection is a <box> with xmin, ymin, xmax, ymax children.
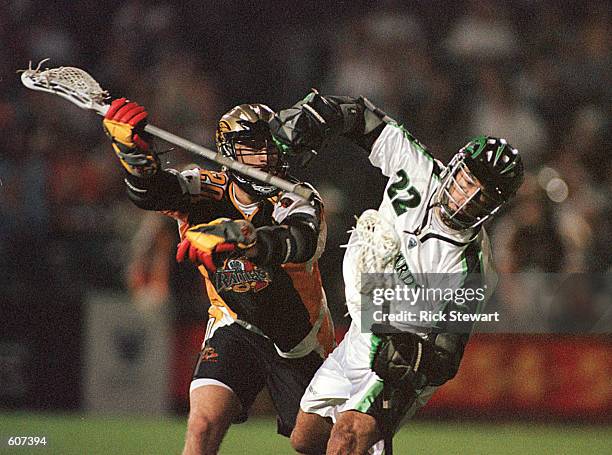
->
<box><xmin>369</xmin><ymin>123</ymin><xmax>437</xmax><ymax>182</ymax></box>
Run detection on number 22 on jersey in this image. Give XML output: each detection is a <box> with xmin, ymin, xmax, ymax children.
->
<box><xmin>387</xmin><ymin>170</ymin><xmax>421</xmax><ymax>215</ymax></box>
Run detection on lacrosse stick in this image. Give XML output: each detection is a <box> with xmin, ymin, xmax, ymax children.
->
<box><xmin>19</xmin><ymin>60</ymin><xmax>314</xmax><ymax>201</ymax></box>
<box><xmin>343</xmin><ymin>209</ymin><xmax>399</xmax><ymax>455</ymax></box>
<box><xmin>343</xmin><ymin>209</ymin><xmax>400</xmax><ymax>289</ymax></box>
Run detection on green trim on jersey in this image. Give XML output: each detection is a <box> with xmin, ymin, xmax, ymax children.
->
<box><xmin>456</xmin><ymin>241</ymin><xmax>485</xmax><ymax>323</ymax></box>
<box><xmin>388</xmin><ymin>122</ymin><xmax>434</xmax><ymax>161</ymax></box>
<box><xmin>474</xmin><ymin>250</ymin><xmax>486</xmax><ymax>314</ymax></box>
<box><xmin>360</xmin><ymin>334</ymin><xmax>384</xmax><ymax>413</ymax></box>
<box><xmin>354</xmin><ymin>379</ymin><xmax>384</xmax><ymax>413</ymax></box>
<box><xmin>369</xmin><ymin>333</ymin><xmax>383</xmax><ymax>367</ymax></box>
<box><xmin>388</xmin><ymin>122</ymin><xmax>442</xmax><ymax>181</ymax></box>
<box><xmin>460</xmin><ymin>240</ymin><xmax>482</xmax><ymax>278</ymax></box>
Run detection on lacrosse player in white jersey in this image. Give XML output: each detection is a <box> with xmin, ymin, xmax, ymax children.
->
<box><xmin>269</xmin><ymin>92</ymin><xmax>524</xmax><ymax>455</ymax></box>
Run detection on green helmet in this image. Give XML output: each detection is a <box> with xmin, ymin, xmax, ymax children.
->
<box><xmin>437</xmin><ymin>135</ymin><xmax>524</xmax><ymax>230</ymax></box>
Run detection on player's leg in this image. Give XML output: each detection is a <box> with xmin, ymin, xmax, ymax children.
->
<box><xmin>323</xmin><ymin>379</ymin><xmax>439</xmax><ymax>455</ymax></box>
<box><xmin>182</xmin><ymin>322</ymin><xmax>265</xmax><ymax>455</ymax></box>
<box><xmin>326</xmin><ymin>410</ymin><xmax>381</xmax><ymax>455</ymax></box>
<box><xmin>264</xmin><ymin>347</ymin><xmax>324</xmax><ymax>437</ymax></box>
<box><xmin>288</xmin><ymin>336</ymin><xmax>353</xmax><ymax>453</ymax></box>
<box><xmin>314</xmin><ymin>322</ymin><xmax>418</xmax><ymax>455</ymax></box>
<box><xmin>291</xmin><ymin>410</ymin><xmax>332</xmax><ymax>454</ymax></box>
<box><xmin>183</xmin><ymin>384</ymin><xmax>241</xmax><ymax>455</ymax></box>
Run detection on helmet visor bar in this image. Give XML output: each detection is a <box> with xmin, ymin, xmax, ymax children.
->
<box><xmin>439</xmin><ymin>158</ymin><xmax>504</xmax><ymax>230</ymax></box>
<box><xmin>232</xmin><ymin>137</ymin><xmax>287</xmax><ymax>176</ymax></box>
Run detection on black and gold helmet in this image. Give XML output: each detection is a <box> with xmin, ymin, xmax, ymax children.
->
<box><xmin>216</xmin><ymin>103</ymin><xmax>288</xmax><ymax>197</ymax></box>
<box><xmin>437</xmin><ymin>135</ymin><xmax>524</xmax><ymax>230</ymax></box>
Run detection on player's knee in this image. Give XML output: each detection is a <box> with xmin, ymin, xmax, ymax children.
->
<box><xmin>290</xmin><ymin>411</ymin><xmax>331</xmax><ymax>454</ymax></box>
<box><xmin>186</xmin><ymin>413</ymin><xmax>223</xmax><ymax>441</ymax></box>
<box><xmin>327</xmin><ymin>417</ymin><xmax>377</xmax><ymax>455</ymax></box>
<box><xmin>326</xmin><ymin>427</ymin><xmax>357</xmax><ymax>455</ymax></box>
<box><xmin>290</xmin><ymin>427</ymin><xmax>324</xmax><ymax>454</ymax></box>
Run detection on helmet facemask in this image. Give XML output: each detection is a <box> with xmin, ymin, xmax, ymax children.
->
<box><xmin>437</xmin><ymin>153</ymin><xmax>505</xmax><ymax>230</ymax></box>
<box><xmin>217</xmin><ymin>104</ymin><xmax>288</xmax><ymax>198</ymax></box>
<box><xmin>436</xmin><ymin>136</ymin><xmax>524</xmax><ymax>232</ymax></box>
<box><xmin>231</xmin><ymin>128</ymin><xmax>287</xmax><ymax>177</ymax></box>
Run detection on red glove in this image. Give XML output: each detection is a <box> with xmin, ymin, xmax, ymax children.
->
<box><xmin>103</xmin><ymin>98</ymin><xmax>150</xmax><ymax>150</ymax></box>
<box><xmin>176</xmin><ymin>218</ymin><xmax>257</xmax><ymax>273</ymax></box>
<box><xmin>103</xmin><ymin>98</ymin><xmax>159</xmax><ymax>177</ymax></box>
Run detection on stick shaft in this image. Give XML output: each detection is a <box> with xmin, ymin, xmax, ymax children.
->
<box><xmin>382</xmin><ymin>383</ymin><xmax>394</xmax><ymax>455</ymax></box>
<box><xmin>143</xmin><ymin>124</ymin><xmax>313</xmax><ymax>200</ymax></box>
<box><xmin>20</xmin><ymin>70</ymin><xmax>313</xmax><ymax>200</ymax></box>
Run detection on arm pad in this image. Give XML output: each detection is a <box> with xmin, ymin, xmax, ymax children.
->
<box><xmin>252</xmin><ymin>214</ymin><xmax>319</xmax><ymax>266</ymax></box>
<box><xmin>124</xmin><ymin>170</ymin><xmax>190</xmax><ymax>212</ymax></box>
<box><xmin>271</xmin><ymin>92</ymin><xmax>388</xmax><ymax>154</ymax></box>
<box><xmin>423</xmin><ymin>332</ymin><xmax>469</xmax><ymax>386</ymax></box>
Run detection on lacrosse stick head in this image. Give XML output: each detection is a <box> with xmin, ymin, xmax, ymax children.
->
<box><xmin>343</xmin><ymin>209</ymin><xmax>401</xmax><ymax>319</ymax></box>
<box><xmin>20</xmin><ymin>60</ymin><xmax>110</xmax><ymax>114</ymax></box>
<box><xmin>351</xmin><ymin>209</ymin><xmax>400</xmax><ymax>274</ymax></box>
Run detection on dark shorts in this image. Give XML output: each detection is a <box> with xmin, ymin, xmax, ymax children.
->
<box><xmin>192</xmin><ymin>322</ymin><xmax>323</xmax><ymax>437</ymax></box>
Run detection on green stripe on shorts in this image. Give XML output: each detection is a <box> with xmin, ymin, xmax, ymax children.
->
<box><xmin>355</xmin><ymin>380</ymin><xmax>384</xmax><ymax>413</ymax></box>
<box><xmin>369</xmin><ymin>334</ymin><xmax>382</xmax><ymax>367</ymax></box>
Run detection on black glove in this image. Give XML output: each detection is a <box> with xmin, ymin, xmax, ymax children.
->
<box><xmin>370</xmin><ymin>325</ymin><xmax>467</xmax><ymax>390</ymax></box>
<box><xmin>270</xmin><ymin>91</ymin><xmax>360</xmax><ymax>156</ymax></box>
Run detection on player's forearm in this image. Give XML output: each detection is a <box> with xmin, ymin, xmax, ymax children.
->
<box><xmin>124</xmin><ymin>169</ymin><xmax>190</xmax><ymax>211</ymax></box>
<box><xmin>272</xmin><ymin>93</ymin><xmax>388</xmax><ymax>155</ymax></box>
<box><xmin>317</xmin><ymin>95</ymin><xmax>387</xmax><ymax>151</ymax></box>
<box><xmin>251</xmin><ymin>215</ymin><xmax>319</xmax><ymax>265</ymax></box>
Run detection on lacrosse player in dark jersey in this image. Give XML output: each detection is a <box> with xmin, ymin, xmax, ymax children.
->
<box><xmin>103</xmin><ymin>99</ymin><xmax>335</xmax><ymax>455</ymax></box>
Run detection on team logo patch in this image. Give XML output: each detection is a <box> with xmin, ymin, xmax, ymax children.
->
<box><xmin>201</xmin><ymin>346</ymin><xmax>219</xmax><ymax>362</ymax></box>
<box><xmin>212</xmin><ymin>258</ymin><xmax>271</xmax><ymax>293</ymax></box>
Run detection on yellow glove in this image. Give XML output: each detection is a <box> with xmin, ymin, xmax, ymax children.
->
<box><xmin>103</xmin><ymin>98</ymin><xmax>159</xmax><ymax>177</ymax></box>
<box><xmin>176</xmin><ymin>218</ymin><xmax>257</xmax><ymax>272</ymax></box>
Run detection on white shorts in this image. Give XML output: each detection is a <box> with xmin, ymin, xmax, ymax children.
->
<box><xmin>300</xmin><ymin>321</ymin><xmax>438</xmax><ymax>454</ymax></box>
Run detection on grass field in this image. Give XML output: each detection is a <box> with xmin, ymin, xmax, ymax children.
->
<box><xmin>1</xmin><ymin>412</ymin><xmax>611</xmax><ymax>454</ymax></box>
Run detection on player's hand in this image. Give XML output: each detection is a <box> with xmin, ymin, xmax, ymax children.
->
<box><xmin>371</xmin><ymin>326</ymin><xmax>465</xmax><ymax>390</ymax></box>
<box><xmin>176</xmin><ymin>218</ymin><xmax>257</xmax><ymax>273</ymax></box>
<box><xmin>370</xmin><ymin>326</ymin><xmax>429</xmax><ymax>391</ymax></box>
<box><xmin>103</xmin><ymin>98</ymin><xmax>159</xmax><ymax>177</ymax></box>
<box><xmin>269</xmin><ymin>90</ymin><xmax>344</xmax><ymax>156</ymax></box>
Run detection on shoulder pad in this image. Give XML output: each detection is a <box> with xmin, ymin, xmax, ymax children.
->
<box><xmin>182</xmin><ymin>168</ymin><xmax>229</xmax><ymax>202</ymax></box>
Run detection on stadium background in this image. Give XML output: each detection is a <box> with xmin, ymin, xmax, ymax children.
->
<box><xmin>1</xmin><ymin>0</ymin><xmax>610</xmax><ymax>453</ymax></box>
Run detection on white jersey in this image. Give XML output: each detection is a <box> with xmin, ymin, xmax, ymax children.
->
<box><xmin>344</xmin><ymin>123</ymin><xmax>498</xmax><ymax>332</ymax></box>
<box><xmin>302</xmin><ymin>124</ymin><xmax>498</xmax><ymax>449</ymax></box>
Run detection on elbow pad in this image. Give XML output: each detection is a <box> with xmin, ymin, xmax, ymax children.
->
<box><xmin>271</xmin><ymin>92</ymin><xmax>367</xmax><ymax>152</ymax></box>
<box><xmin>270</xmin><ymin>91</ymin><xmax>390</xmax><ymax>155</ymax></box>
<box><xmin>253</xmin><ymin>216</ymin><xmax>318</xmax><ymax>266</ymax></box>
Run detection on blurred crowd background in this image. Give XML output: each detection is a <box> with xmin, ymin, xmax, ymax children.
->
<box><xmin>1</xmin><ymin>0</ymin><xmax>610</xmax><ymax>415</ymax></box>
